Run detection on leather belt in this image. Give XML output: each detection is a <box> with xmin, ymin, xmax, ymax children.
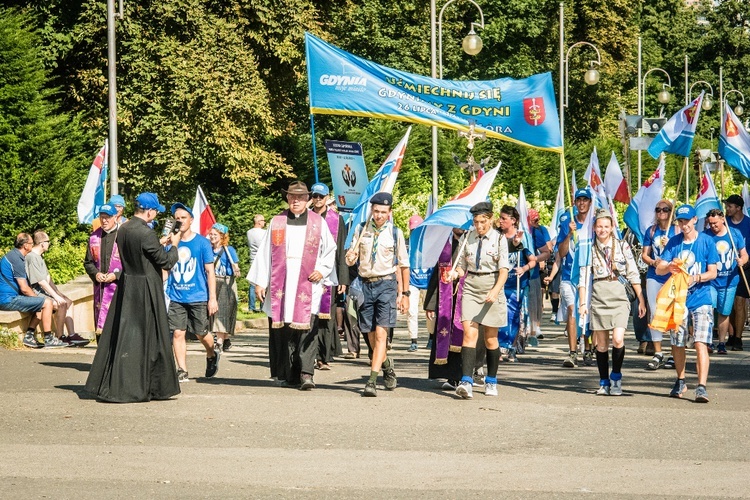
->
<box><xmin>467</xmin><ymin>271</ymin><xmax>499</xmax><ymax>276</ymax></box>
<box><xmin>593</xmin><ymin>276</ymin><xmax>616</xmax><ymax>282</ymax></box>
<box><xmin>361</xmin><ymin>273</ymin><xmax>396</xmax><ymax>283</ymax></box>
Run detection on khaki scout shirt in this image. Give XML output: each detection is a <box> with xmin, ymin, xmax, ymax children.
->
<box><xmin>457</xmin><ymin>228</ymin><xmax>509</xmax><ymax>273</ymax></box>
<box><xmin>352</xmin><ymin>221</ymin><xmax>409</xmax><ymax>279</ymax></box>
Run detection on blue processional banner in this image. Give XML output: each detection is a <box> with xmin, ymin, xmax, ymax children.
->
<box><xmin>324</xmin><ymin>140</ymin><xmax>369</xmax><ymax>213</ymax></box>
<box><xmin>306</xmin><ymin>33</ymin><xmax>562</xmax><ymax>152</ymax></box>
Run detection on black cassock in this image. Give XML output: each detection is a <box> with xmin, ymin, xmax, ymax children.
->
<box><xmin>424</xmin><ymin>235</ymin><xmax>463</xmax><ymax>382</ymax></box>
<box><xmin>85</xmin><ymin>217</ymin><xmax>179</xmax><ymax>403</ymax></box>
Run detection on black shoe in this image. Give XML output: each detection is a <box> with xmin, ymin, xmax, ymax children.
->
<box><xmin>733</xmin><ymin>339</ymin><xmax>744</xmax><ymax>351</ymax></box>
<box><xmin>223</xmin><ymin>338</ymin><xmax>232</xmax><ymax>351</ymax></box>
<box><xmin>205</xmin><ymin>350</ymin><xmax>220</xmax><ymax>378</ymax></box>
<box><xmin>177</xmin><ymin>369</ymin><xmax>189</xmax><ymax>383</ymax></box>
<box><xmin>300</xmin><ymin>374</ymin><xmax>315</xmax><ymax>390</ymax></box>
<box><xmin>363</xmin><ymin>382</ymin><xmax>377</xmax><ymax>397</ymax></box>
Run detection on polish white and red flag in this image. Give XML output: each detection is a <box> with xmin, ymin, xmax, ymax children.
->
<box><xmin>603</xmin><ymin>151</ymin><xmax>631</xmax><ymax>204</ymax></box>
<box><xmin>191</xmin><ymin>185</ymin><xmax>216</xmax><ymax>236</ymax></box>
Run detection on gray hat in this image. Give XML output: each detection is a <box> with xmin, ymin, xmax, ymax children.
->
<box><xmin>370</xmin><ymin>192</ymin><xmax>393</xmax><ymax>206</ymax></box>
<box><xmin>470</xmin><ymin>201</ymin><xmax>493</xmax><ymax>217</ymax></box>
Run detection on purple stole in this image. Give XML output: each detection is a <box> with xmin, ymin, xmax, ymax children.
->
<box><xmin>318</xmin><ymin>209</ymin><xmax>340</xmax><ymax>320</ymax></box>
<box><xmin>434</xmin><ymin>239</ymin><xmax>465</xmax><ymax>365</ymax></box>
<box><xmin>269</xmin><ymin>210</ymin><xmax>323</xmax><ymax>330</ymax></box>
<box><xmin>89</xmin><ymin>228</ymin><xmax>122</xmax><ymax>331</ymax></box>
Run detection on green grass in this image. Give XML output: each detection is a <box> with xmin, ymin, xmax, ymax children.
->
<box><xmin>0</xmin><ymin>327</ymin><xmax>20</xmax><ymax>350</ymax></box>
<box><xmin>236</xmin><ymin>308</ymin><xmax>266</xmax><ymax>321</ymax></box>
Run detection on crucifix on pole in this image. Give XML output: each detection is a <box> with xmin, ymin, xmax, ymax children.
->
<box><xmin>455</xmin><ymin>119</ymin><xmax>488</xmax><ymax>181</ymax></box>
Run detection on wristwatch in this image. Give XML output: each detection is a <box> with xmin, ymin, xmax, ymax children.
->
<box><xmin>401</xmin><ymin>291</ymin><xmax>411</xmax><ymax>297</ymax></box>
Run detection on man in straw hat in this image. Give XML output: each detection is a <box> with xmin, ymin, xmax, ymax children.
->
<box><xmin>247</xmin><ymin>181</ymin><xmax>336</xmax><ymax>390</ymax></box>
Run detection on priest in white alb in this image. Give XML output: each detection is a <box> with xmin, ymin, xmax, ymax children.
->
<box><xmin>247</xmin><ymin>181</ymin><xmax>336</xmax><ymax>390</ymax></box>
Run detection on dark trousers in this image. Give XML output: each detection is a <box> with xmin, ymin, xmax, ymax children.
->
<box><xmin>268</xmin><ymin>316</ymin><xmax>319</xmax><ymax>383</ymax></box>
<box><xmin>342</xmin><ymin>298</ymin><xmax>361</xmax><ymax>354</ymax></box>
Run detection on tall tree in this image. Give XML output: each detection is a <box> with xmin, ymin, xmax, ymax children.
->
<box><xmin>0</xmin><ymin>8</ymin><xmax>90</xmax><ymax>248</ymax></box>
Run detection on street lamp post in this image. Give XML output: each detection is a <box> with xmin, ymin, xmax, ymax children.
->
<box><xmin>107</xmin><ymin>0</ymin><xmax>124</xmax><ymax>196</ymax></box>
<box><xmin>558</xmin><ymin>2</ymin><xmax>601</xmax><ymax>196</ymax></box>
<box><xmin>430</xmin><ymin>0</ymin><xmax>484</xmax><ymax>209</ymax></box>
<box><xmin>637</xmin><ymin>67</ymin><xmax>671</xmax><ymax>185</ymax></box>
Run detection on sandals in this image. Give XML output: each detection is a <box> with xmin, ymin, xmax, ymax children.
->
<box><xmin>647</xmin><ymin>355</ymin><xmax>664</xmax><ymax>370</ymax></box>
<box><xmin>663</xmin><ymin>356</ymin><xmax>675</xmax><ymax>369</ymax></box>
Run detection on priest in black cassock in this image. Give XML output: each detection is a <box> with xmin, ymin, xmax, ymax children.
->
<box><xmin>424</xmin><ymin>228</ymin><xmax>466</xmax><ymax>389</ymax></box>
<box><xmin>85</xmin><ymin>192</ymin><xmax>180</xmax><ymax>403</ymax></box>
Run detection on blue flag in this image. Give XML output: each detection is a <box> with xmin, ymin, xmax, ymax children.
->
<box><xmin>648</xmin><ymin>92</ymin><xmax>704</xmax><ymax>159</ymax></box>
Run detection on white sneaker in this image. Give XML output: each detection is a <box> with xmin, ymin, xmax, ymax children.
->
<box><xmin>610</xmin><ymin>379</ymin><xmax>622</xmax><ymax>396</ymax></box>
<box><xmin>456</xmin><ymin>381</ymin><xmax>473</xmax><ymax>399</ymax></box>
<box><xmin>484</xmin><ymin>382</ymin><xmax>498</xmax><ymax>397</ymax></box>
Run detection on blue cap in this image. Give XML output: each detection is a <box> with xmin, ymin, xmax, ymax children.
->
<box><xmin>675</xmin><ymin>204</ymin><xmax>696</xmax><ymax>220</ymax></box>
<box><xmin>311</xmin><ymin>183</ymin><xmax>330</xmax><ymax>196</ymax></box>
<box><xmin>212</xmin><ymin>222</ymin><xmax>228</xmax><ymax>234</ymax></box>
<box><xmin>108</xmin><ymin>194</ymin><xmax>126</xmax><ymax>207</ymax></box>
<box><xmin>370</xmin><ymin>192</ymin><xmax>393</xmax><ymax>206</ymax></box>
<box><xmin>134</xmin><ymin>192</ymin><xmax>165</xmax><ymax>213</ymax></box>
<box><xmin>170</xmin><ymin>202</ymin><xmax>194</xmax><ymax>218</ymax></box>
<box><xmin>574</xmin><ymin>189</ymin><xmax>591</xmax><ymax>200</ymax></box>
<box><xmin>98</xmin><ymin>204</ymin><xmax>118</xmax><ymax>217</ymax></box>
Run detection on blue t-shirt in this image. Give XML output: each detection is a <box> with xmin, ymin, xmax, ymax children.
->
<box><xmin>728</xmin><ymin>215</ymin><xmax>750</xmax><ymax>253</ymax></box>
<box><xmin>529</xmin><ymin>225</ymin><xmax>550</xmax><ymax>280</ymax></box>
<box><xmin>643</xmin><ymin>224</ymin><xmax>678</xmax><ymax>283</ymax></box>
<box><xmin>556</xmin><ymin>210</ymin><xmax>587</xmax><ymax>282</ymax></box>
<box><xmin>213</xmin><ymin>246</ymin><xmax>239</xmax><ymax>277</ymax></box>
<box><xmin>704</xmin><ymin>227</ymin><xmax>745</xmax><ymax>288</ymax></box>
<box><xmin>167</xmin><ymin>234</ymin><xmax>214</xmax><ymax>303</ymax></box>
<box><xmin>507</xmin><ymin>247</ymin><xmax>532</xmax><ymax>290</ymax></box>
<box><xmin>0</xmin><ymin>249</ymin><xmax>27</xmax><ymax>304</ymax></box>
<box><xmin>661</xmin><ymin>232</ymin><xmax>720</xmax><ymax>310</ymax></box>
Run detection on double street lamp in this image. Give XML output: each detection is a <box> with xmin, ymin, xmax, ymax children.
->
<box><xmin>558</xmin><ymin>2</ymin><xmax>601</xmax><ymax>189</ymax></box>
<box><xmin>430</xmin><ymin>0</ymin><xmax>485</xmax><ymax>208</ymax></box>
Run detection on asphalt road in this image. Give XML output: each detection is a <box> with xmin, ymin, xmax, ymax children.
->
<box><xmin>1</xmin><ymin>312</ymin><xmax>749</xmax><ymax>498</ymax></box>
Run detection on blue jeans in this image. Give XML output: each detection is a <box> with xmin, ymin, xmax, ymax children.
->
<box><xmin>248</xmin><ymin>284</ymin><xmax>258</xmax><ymax>311</ymax></box>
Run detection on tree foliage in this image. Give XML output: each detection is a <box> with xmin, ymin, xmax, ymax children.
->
<box><xmin>0</xmin><ymin>7</ymin><xmax>90</xmax><ymax>248</ymax></box>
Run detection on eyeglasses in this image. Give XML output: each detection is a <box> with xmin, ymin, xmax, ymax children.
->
<box><xmin>42</xmin><ymin>240</ymin><xmax>50</xmax><ymax>244</ymax></box>
<box><xmin>654</xmin><ymin>207</ymin><xmax>671</xmax><ymax>213</ymax></box>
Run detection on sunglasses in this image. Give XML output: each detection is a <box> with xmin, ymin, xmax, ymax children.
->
<box><xmin>654</xmin><ymin>207</ymin><xmax>671</xmax><ymax>213</ymax></box>
<box><xmin>311</xmin><ymin>194</ymin><xmax>325</xmax><ymax>199</ymax></box>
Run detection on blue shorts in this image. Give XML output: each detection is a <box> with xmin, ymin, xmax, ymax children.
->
<box><xmin>0</xmin><ymin>295</ymin><xmax>46</xmax><ymax>313</ymax></box>
<box><xmin>358</xmin><ymin>275</ymin><xmax>397</xmax><ymax>333</ymax></box>
<box><xmin>715</xmin><ymin>285</ymin><xmax>736</xmax><ymax>316</ymax></box>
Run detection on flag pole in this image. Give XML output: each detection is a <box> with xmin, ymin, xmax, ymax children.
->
<box><xmin>310</xmin><ymin>114</ymin><xmax>319</xmax><ymax>183</ymax></box>
<box><xmin>561</xmin><ymin>155</ymin><xmax>576</xmax><ymax>242</ymax></box>
<box><xmin>724</xmin><ymin>222</ymin><xmax>750</xmax><ymax>294</ymax></box>
<box><xmin>451</xmin><ymin>228</ymin><xmax>474</xmax><ymax>273</ymax></box>
<box><xmin>667</xmin><ymin>155</ymin><xmax>686</xmax><ymax>228</ymax></box>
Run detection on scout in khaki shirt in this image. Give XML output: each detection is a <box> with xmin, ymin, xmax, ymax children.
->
<box><xmin>446</xmin><ymin>201</ymin><xmax>509</xmax><ymax>399</ymax></box>
<box><xmin>345</xmin><ymin>192</ymin><xmax>409</xmax><ymax>397</ymax></box>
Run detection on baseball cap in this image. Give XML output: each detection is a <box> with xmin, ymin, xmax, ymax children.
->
<box><xmin>574</xmin><ymin>189</ymin><xmax>591</xmax><ymax>200</ymax></box>
<box><xmin>108</xmin><ymin>194</ymin><xmax>126</xmax><ymax>207</ymax></box>
<box><xmin>311</xmin><ymin>183</ymin><xmax>330</xmax><ymax>196</ymax></box>
<box><xmin>98</xmin><ymin>204</ymin><xmax>118</xmax><ymax>217</ymax></box>
<box><xmin>134</xmin><ymin>192</ymin><xmax>165</xmax><ymax>213</ymax></box>
<box><xmin>408</xmin><ymin>215</ymin><xmax>424</xmax><ymax>230</ymax></box>
<box><xmin>675</xmin><ymin>204</ymin><xmax>696</xmax><ymax>220</ymax></box>
<box><xmin>212</xmin><ymin>222</ymin><xmax>229</xmax><ymax>234</ymax></box>
<box><xmin>170</xmin><ymin>203</ymin><xmax>194</xmax><ymax>218</ymax></box>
